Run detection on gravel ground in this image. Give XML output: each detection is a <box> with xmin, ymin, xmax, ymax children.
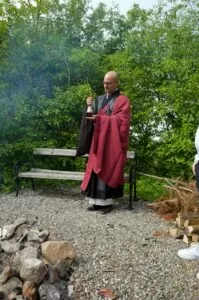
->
<box><xmin>0</xmin><ymin>187</ymin><xmax>199</xmax><ymax>300</ymax></box>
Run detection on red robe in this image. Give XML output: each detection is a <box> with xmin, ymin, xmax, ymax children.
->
<box><xmin>81</xmin><ymin>95</ymin><xmax>131</xmax><ymax>191</ymax></box>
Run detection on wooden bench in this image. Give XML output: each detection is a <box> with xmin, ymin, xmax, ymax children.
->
<box><xmin>14</xmin><ymin>148</ymin><xmax>137</xmax><ymax>209</ymax></box>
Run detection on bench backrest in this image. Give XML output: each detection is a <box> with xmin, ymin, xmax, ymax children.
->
<box><xmin>33</xmin><ymin>148</ymin><xmax>135</xmax><ymax>159</ymax></box>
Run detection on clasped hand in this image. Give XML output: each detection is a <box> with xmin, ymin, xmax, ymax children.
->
<box><xmin>86</xmin><ymin>115</ymin><xmax>98</xmax><ymax>120</ymax></box>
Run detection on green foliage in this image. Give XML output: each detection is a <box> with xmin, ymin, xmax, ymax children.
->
<box><xmin>136</xmin><ymin>177</ymin><xmax>168</xmax><ymax>202</ymax></box>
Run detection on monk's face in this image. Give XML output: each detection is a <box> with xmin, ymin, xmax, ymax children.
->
<box><xmin>103</xmin><ymin>75</ymin><xmax>118</xmax><ymax>94</ymax></box>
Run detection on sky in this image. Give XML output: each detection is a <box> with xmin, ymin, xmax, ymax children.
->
<box><xmin>92</xmin><ymin>0</ymin><xmax>160</xmax><ymax>14</ymax></box>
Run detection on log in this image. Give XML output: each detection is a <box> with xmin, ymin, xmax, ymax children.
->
<box><xmin>176</xmin><ymin>212</ymin><xmax>199</xmax><ymax>228</ymax></box>
<box><xmin>184</xmin><ymin>225</ymin><xmax>199</xmax><ymax>235</ymax></box>
<box><xmin>184</xmin><ymin>219</ymin><xmax>199</xmax><ymax>227</ymax></box>
<box><xmin>169</xmin><ymin>228</ymin><xmax>179</xmax><ymax>237</ymax></box>
<box><xmin>178</xmin><ymin>212</ymin><xmax>199</xmax><ymax>219</ymax></box>
<box><xmin>176</xmin><ymin>215</ymin><xmax>184</xmax><ymax>228</ymax></box>
<box><xmin>169</xmin><ymin>228</ymin><xmax>183</xmax><ymax>239</ymax></box>
<box><xmin>183</xmin><ymin>234</ymin><xmax>192</xmax><ymax>244</ymax></box>
<box><xmin>192</xmin><ymin>234</ymin><xmax>199</xmax><ymax>243</ymax></box>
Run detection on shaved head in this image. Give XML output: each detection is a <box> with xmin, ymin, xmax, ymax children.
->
<box><xmin>104</xmin><ymin>71</ymin><xmax>119</xmax><ymax>83</ymax></box>
<box><xmin>103</xmin><ymin>71</ymin><xmax>119</xmax><ymax>94</ymax></box>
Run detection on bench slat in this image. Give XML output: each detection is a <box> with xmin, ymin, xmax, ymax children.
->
<box><xmin>18</xmin><ymin>171</ymin><xmax>84</xmax><ymax>181</ymax></box>
<box><xmin>33</xmin><ymin>148</ymin><xmax>135</xmax><ymax>159</ymax></box>
<box><xmin>33</xmin><ymin>148</ymin><xmax>82</xmax><ymax>157</ymax></box>
<box><xmin>31</xmin><ymin>168</ymin><xmax>84</xmax><ymax>176</ymax></box>
<box><xmin>18</xmin><ymin>169</ymin><xmax>129</xmax><ymax>182</ymax></box>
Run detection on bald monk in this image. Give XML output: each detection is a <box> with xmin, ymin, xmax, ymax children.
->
<box><xmin>81</xmin><ymin>71</ymin><xmax>131</xmax><ymax>213</ymax></box>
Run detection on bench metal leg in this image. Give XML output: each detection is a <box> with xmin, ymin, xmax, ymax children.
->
<box><xmin>128</xmin><ymin>164</ymin><xmax>134</xmax><ymax>210</ymax></box>
<box><xmin>31</xmin><ymin>179</ymin><xmax>35</xmax><ymax>192</ymax></box>
<box><xmin>129</xmin><ymin>181</ymin><xmax>133</xmax><ymax>210</ymax></box>
<box><xmin>16</xmin><ymin>178</ymin><xmax>20</xmax><ymax>197</ymax></box>
<box><xmin>128</xmin><ymin>163</ymin><xmax>137</xmax><ymax>210</ymax></box>
<box><xmin>133</xmin><ymin>168</ymin><xmax>137</xmax><ymax>201</ymax></box>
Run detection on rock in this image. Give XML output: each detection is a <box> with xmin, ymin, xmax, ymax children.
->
<box><xmin>0</xmin><ymin>277</ymin><xmax>22</xmax><ymax>295</ymax></box>
<box><xmin>12</xmin><ymin>287</ymin><xmax>22</xmax><ymax>295</ymax></box>
<box><xmin>20</xmin><ymin>258</ymin><xmax>47</xmax><ymax>285</ymax></box>
<box><xmin>20</xmin><ymin>246</ymin><xmax>39</xmax><ymax>265</ymax></box>
<box><xmin>24</xmin><ymin>242</ymin><xmax>40</xmax><ymax>249</ymax></box>
<box><xmin>43</xmin><ymin>260</ymin><xmax>73</xmax><ymax>285</ymax></box>
<box><xmin>98</xmin><ymin>288</ymin><xmax>117</xmax><ymax>299</ymax></box>
<box><xmin>68</xmin><ymin>285</ymin><xmax>74</xmax><ymax>297</ymax></box>
<box><xmin>10</xmin><ymin>252</ymin><xmax>21</xmax><ymax>274</ymax></box>
<box><xmin>0</xmin><ymin>241</ymin><xmax>21</xmax><ymax>254</ymax></box>
<box><xmin>15</xmin><ymin>224</ymin><xmax>30</xmax><ymax>241</ymax></box>
<box><xmin>28</xmin><ymin>229</ymin><xmax>49</xmax><ymax>243</ymax></box>
<box><xmin>0</xmin><ymin>291</ymin><xmax>7</xmax><ymax>300</ymax></box>
<box><xmin>8</xmin><ymin>292</ymin><xmax>18</xmax><ymax>300</ymax></box>
<box><xmin>22</xmin><ymin>281</ymin><xmax>37</xmax><ymax>300</ymax></box>
<box><xmin>0</xmin><ymin>266</ymin><xmax>15</xmax><ymax>285</ymax></box>
<box><xmin>38</xmin><ymin>283</ymin><xmax>63</xmax><ymax>300</ymax></box>
<box><xmin>2</xmin><ymin>218</ymin><xmax>27</xmax><ymax>240</ymax></box>
<box><xmin>44</xmin><ymin>264</ymin><xmax>59</xmax><ymax>284</ymax></box>
<box><xmin>8</xmin><ymin>295</ymin><xmax>23</xmax><ymax>300</ymax></box>
<box><xmin>41</xmin><ymin>241</ymin><xmax>76</xmax><ymax>265</ymax></box>
<box><xmin>54</xmin><ymin>281</ymin><xmax>69</xmax><ymax>299</ymax></box>
<box><xmin>55</xmin><ymin>260</ymin><xmax>72</xmax><ymax>280</ymax></box>
<box><xmin>12</xmin><ymin>246</ymin><xmax>39</xmax><ymax>276</ymax></box>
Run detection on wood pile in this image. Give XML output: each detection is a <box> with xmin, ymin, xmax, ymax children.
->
<box><xmin>169</xmin><ymin>212</ymin><xmax>199</xmax><ymax>244</ymax></box>
<box><xmin>143</xmin><ymin>174</ymin><xmax>199</xmax><ymax>243</ymax></box>
<box><xmin>147</xmin><ymin>178</ymin><xmax>199</xmax><ymax>218</ymax></box>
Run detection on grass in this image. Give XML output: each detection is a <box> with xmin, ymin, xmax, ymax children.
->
<box><xmin>135</xmin><ymin>176</ymin><xmax>168</xmax><ymax>202</ymax></box>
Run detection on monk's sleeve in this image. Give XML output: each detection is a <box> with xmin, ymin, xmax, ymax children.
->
<box><xmin>114</xmin><ymin>96</ymin><xmax>131</xmax><ymax>152</ymax></box>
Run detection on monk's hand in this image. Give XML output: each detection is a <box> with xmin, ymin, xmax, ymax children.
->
<box><xmin>86</xmin><ymin>114</ymin><xmax>98</xmax><ymax>120</ymax></box>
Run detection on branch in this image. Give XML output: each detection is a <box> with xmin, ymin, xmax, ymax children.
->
<box><xmin>163</xmin><ymin>185</ymin><xmax>183</xmax><ymax>199</ymax></box>
<box><xmin>137</xmin><ymin>172</ymin><xmax>189</xmax><ymax>187</ymax></box>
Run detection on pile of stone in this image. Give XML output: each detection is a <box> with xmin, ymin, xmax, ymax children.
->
<box><xmin>0</xmin><ymin>218</ymin><xmax>76</xmax><ymax>299</ymax></box>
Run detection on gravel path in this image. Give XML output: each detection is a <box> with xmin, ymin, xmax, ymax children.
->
<box><xmin>0</xmin><ymin>188</ymin><xmax>199</xmax><ymax>300</ymax></box>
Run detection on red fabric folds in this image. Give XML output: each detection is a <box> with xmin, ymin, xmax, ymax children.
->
<box><xmin>81</xmin><ymin>95</ymin><xmax>131</xmax><ymax>190</ymax></box>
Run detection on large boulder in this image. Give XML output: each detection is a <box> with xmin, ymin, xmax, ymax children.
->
<box><xmin>55</xmin><ymin>260</ymin><xmax>72</xmax><ymax>281</ymax></box>
<box><xmin>0</xmin><ymin>241</ymin><xmax>21</xmax><ymax>254</ymax></box>
<box><xmin>1</xmin><ymin>218</ymin><xmax>27</xmax><ymax>240</ymax></box>
<box><xmin>0</xmin><ymin>277</ymin><xmax>22</xmax><ymax>295</ymax></box>
<box><xmin>0</xmin><ymin>266</ymin><xmax>15</xmax><ymax>285</ymax></box>
<box><xmin>38</xmin><ymin>282</ymin><xmax>70</xmax><ymax>300</ymax></box>
<box><xmin>20</xmin><ymin>246</ymin><xmax>39</xmax><ymax>265</ymax></box>
<box><xmin>20</xmin><ymin>258</ymin><xmax>46</xmax><ymax>285</ymax></box>
<box><xmin>0</xmin><ymin>291</ymin><xmax>7</xmax><ymax>300</ymax></box>
<box><xmin>41</xmin><ymin>241</ymin><xmax>76</xmax><ymax>265</ymax></box>
<box><xmin>27</xmin><ymin>230</ymin><xmax>49</xmax><ymax>243</ymax></box>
